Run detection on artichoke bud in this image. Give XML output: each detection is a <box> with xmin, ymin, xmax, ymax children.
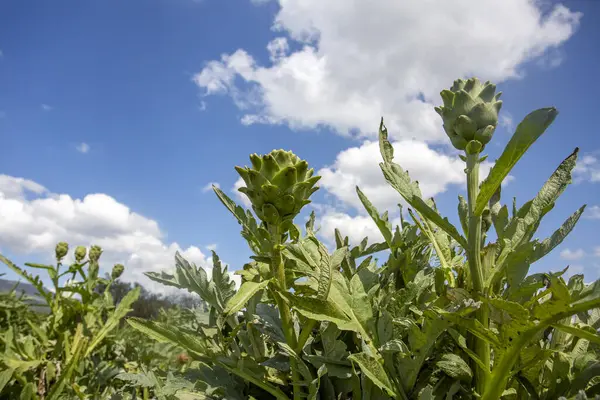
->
<box><xmin>111</xmin><ymin>264</ymin><xmax>125</xmax><ymax>280</ymax></box>
<box><xmin>235</xmin><ymin>150</ymin><xmax>320</xmax><ymax>230</ymax></box>
<box><xmin>55</xmin><ymin>242</ymin><xmax>69</xmax><ymax>261</ymax></box>
<box><xmin>89</xmin><ymin>245</ymin><xmax>103</xmax><ymax>262</ymax></box>
<box><xmin>435</xmin><ymin>77</ymin><xmax>502</xmax><ymax>151</ymax></box>
<box><xmin>74</xmin><ymin>246</ymin><xmax>87</xmax><ymax>262</ymax></box>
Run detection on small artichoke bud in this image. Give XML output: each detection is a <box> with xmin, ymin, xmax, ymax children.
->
<box><xmin>111</xmin><ymin>264</ymin><xmax>124</xmax><ymax>280</ymax></box>
<box><xmin>89</xmin><ymin>245</ymin><xmax>103</xmax><ymax>262</ymax></box>
<box><xmin>235</xmin><ymin>150</ymin><xmax>320</xmax><ymax>232</ymax></box>
<box><xmin>74</xmin><ymin>246</ymin><xmax>87</xmax><ymax>262</ymax></box>
<box><xmin>55</xmin><ymin>242</ymin><xmax>69</xmax><ymax>261</ymax></box>
<box><xmin>435</xmin><ymin>77</ymin><xmax>503</xmax><ymax>152</ymax></box>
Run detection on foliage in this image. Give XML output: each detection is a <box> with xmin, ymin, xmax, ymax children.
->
<box><xmin>2</xmin><ymin>76</ymin><xmax>600</xmax><ymax>400</ymax></box>
<box><xmin>126</xmin><ymin>77</ymin><xmax>600</xmax><ymax>400</ymax></box>
<box><xmin>0</xmin><ymin>244</ymin><xmax>140</xmax><ymax>399</ymax></box>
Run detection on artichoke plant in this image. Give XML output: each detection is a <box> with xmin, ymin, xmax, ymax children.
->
<box><xmin>235</xmin><ymin>149</ymin><xmax>320</xmax><ymax>230</ymax></box>
<box><xmin>434</xmin><ymin>77</ymin><xmax>503</xmax><ymax>151</ymax></box>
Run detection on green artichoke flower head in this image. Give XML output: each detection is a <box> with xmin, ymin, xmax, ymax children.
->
<box><xmin>434</xmin><ymin>77</ymin><xmax>502</xmax><ymax>151</ymax></box>
<box><xmin>74</xmin><ymin>246</ymin><xmax>87</xmax><ymax>263</ymax></box>
<box><xmin>235</xmin><ymin>149</ymin><xmax>320</xmax><ymax>229</ymax></box>
<box><xmin>89</xmin><ymin>245</ymin><xmax>103</xmax><ymax>263</ymax></box>
<box><xmin>55</xmin><ymin>242</ymin><xmax>69</xmax><ymax>261</ymax></box>
<box><xmin>111</xmin><ymin>264</ymin><xmax>125</xmax><ymax>280</ymax></box>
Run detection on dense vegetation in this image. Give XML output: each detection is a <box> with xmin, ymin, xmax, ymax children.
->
<box><xmin>2</xmin><ymin>77</ymin><xmax>600</xmax><ymax>399</ymax></box>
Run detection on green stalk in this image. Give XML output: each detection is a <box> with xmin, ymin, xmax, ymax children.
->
<box><xmin>295</xmin><ymin>320</ymin><xmax>317</xmax><ymax>353</ymax></box>
<box><xmin>270</xmin><ymin>225</ymin><xmax>302</xmax><ymax>400</ymax></box>
<box><xmin>465</xmin><ymin>151</ymin><xmax>490</xmax><ymax>394</ymax></box>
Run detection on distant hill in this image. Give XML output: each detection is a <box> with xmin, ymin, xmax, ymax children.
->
<box><xmin>0</xmin><ymin>278</ymin><xmax>41</xmax><ymax>297</ymax></box>
<box><xmin>0</xmin><ymin>278</ymin><xmax>50</xmax><ymax>312</ymax></box>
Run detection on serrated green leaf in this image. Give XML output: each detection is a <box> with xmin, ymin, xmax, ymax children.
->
<box><xmin>224</xmin><ymin>280</ymin><xmax>269</xmax><ymax>316</ymax></box>
<box><xmin>0</xmin><ymin>368</ymin><xmax>13</xmax><ymax>393</ymax></box>
<box><xmin>287</xmin><ymin>294</ymin><xmax>350</xmax><ymax>328</ymax></box>
<box><xmin>552</xmin><ymin>323</ymin><xmax>600</xmax><ymax>345</ymax></box>
<box><xmin>476</xmin><ymin>108</ymin><xmax>558</xmax><ymax>215</ymax></box>
<box><xmin>505</xmin><ymin>148</ymin><xmax>580</xmax><ymax>249</ymax></box>
<box><xmin>436</xmin><ymin>353</ymin><xmax>472</xmax><ymax>381</ymax></box>
<box><xmin>348</xmin><ymin>352</ymin><xmax>397</xmax><ymax>397</ymax></box>
<box><xmin>19</xmin><ymin>382</ymin><xmax>34</xmax><ymax>400</ymax></box>
<box><xmin>47</xmin><ymin>325</ymin><xmax>88</xmax><ymax>400</ymax></box>
<box><xmin>437</xmin><ymin>310</ymin><xmax>501</xmax><ymax>348</ymax></box>
<box><xmin>379</xmin><ymin>339</ymin><xmax>409</xmax><ymax>353</ymax></box>
<box><xmin>487</xmin><ymin>298</ymin><xmax>530</xmax><ymax>321</ymax></box>
<box><xmin>86</xmin><ymin>287</ymin><xmax>140</xmax><ymax>356</ymax></box>
<box><xmin>127</xmin><ymin>317</ymin><xmax>215</xmax><ymax>358</ymax></box>
<box><xmin>357</xmin><ymin>186</ymin><xmax>393</xmax><ymax>246</ymax></box>
<box><xmin>378</xmin><ymin>122</ymin><xmax>466</xmax><ymax>248</ymax></box>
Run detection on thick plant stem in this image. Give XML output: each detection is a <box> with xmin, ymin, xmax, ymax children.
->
<box><xmin>271</xmin><ymin>226</ymin><xmax>302</xmax><ymax>400</ymax></box>
<box><xmin>296</xmin><ymin>320</ymin><xmax>317</xmax><ymax>353</ymax></box>
<box><xmin>465</xmin><ymin>152</ymin><xmax>490</xmax><ymax>394</ymax></box>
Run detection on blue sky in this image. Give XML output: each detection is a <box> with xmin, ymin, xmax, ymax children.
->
<box><xmin>1</xmin><ymin>0</ymin><xmax>599</xmax><ymax>291</ymax></box>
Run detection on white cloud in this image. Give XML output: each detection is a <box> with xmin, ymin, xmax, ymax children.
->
<box><xmin>76</xmin><ymin>143</ymin><xmax>90</xmax><ymax>154</ymax></box>
<box><xmin>193</xmin><ymin>0</ymin><xmax>580</xmax><ymax>140</ymax></box>
<box><xmin>560</xmin><ymin>248</ymin><xmax>585</xmax><ymax>261</ymax></box>
<box><xmin>202</xmin><ymin>182</ymin><xmax>220</xmax><ymax>193</ymax></box>
<box><xmin>233</xmin><ymin>177</ymin><xmax>253</xmax><ymax>208</ymax></box>
<box><xmin>585</xmin><ymin>205</ymin><xmax>600</xmax><ymax>220</ymax></box>
<box><xmin>206</xmin><ymin>243</ymin><xmax>218</xmax><ymax>251</ymax></box>
<box><xmin>574</xmin><ymin>154</ymin><xmax>600</xmax><ymax>183</ymax></box>
<box><xmin>500</xmin><ymin>113</ymin><xmax>514</xmax><ymax>131</ymax></box>
<box><xmin>318</xmin><ymin>139</ymin><xmax>494</xmax><ymax>213</ymax></box>
<box><xmin>0</xmin><ymin>175</ymin><xmax>240</xmax><ymax>292</ymax></box>
<box><xmin>198</xmin><ymin>100</ymin><xmax>207</xmax><ymax>111</ymax></box>
<box><xmin>41</xmin><ymin>104</ymin><xmax>53</xmax><ymax>111</ymax></box>
<box><xmin>316</xmin><ymin>208</ymin><xmax>402</xmax><ymax>247</ymax></box>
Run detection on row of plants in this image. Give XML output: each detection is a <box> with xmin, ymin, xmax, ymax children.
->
<box><xmin>2</xmin><ymin>76</ymin><xmax>600</xmax><ymax>399</ymax></box>
<box><xmin>0</xmin><ymin>246</ymin><xmax>200</xmax><ymax>399</ymax></box>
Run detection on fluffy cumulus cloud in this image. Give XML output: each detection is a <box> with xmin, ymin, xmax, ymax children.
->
<box><xmin>194</xmin><ymin>0</ymin><xmax>579</xmax><ymax>247</ymax></box>
<box><xmin>574</xmin><ymin>154</ymin><xmax>600</xmax><ymax>184</ymax></box>
<box><xmin>0</xmin><ymin>175</ymin><xmax>240</xmax><ymax>292</ymax></box>
<box><xmin>317</xmin><ymin>140</ymin><xmax>483</xmax><ymax>212</ymax></box>
<box><xmin>233</xmin><ymin>177</ymin><xmax>252</xmax><ymax>208</ymax></box>
<box><xmin>560</xmin><ymin>248</ymin><xmax>585</xmax><ymax>261</ymax></box>
<box><xmin>585</xmin><ymin>205</ymin><xmax>600</xmax><ymax>220</ymax></box>
<box><xmin>194</xmin><ymin>0</ymin><xmax>580</xmax><ymax>139</ymax></box>
<box><xmin>312</xmin><ymin>140</ymin><xmax>506</xmax><ymax>245</ymax></box>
